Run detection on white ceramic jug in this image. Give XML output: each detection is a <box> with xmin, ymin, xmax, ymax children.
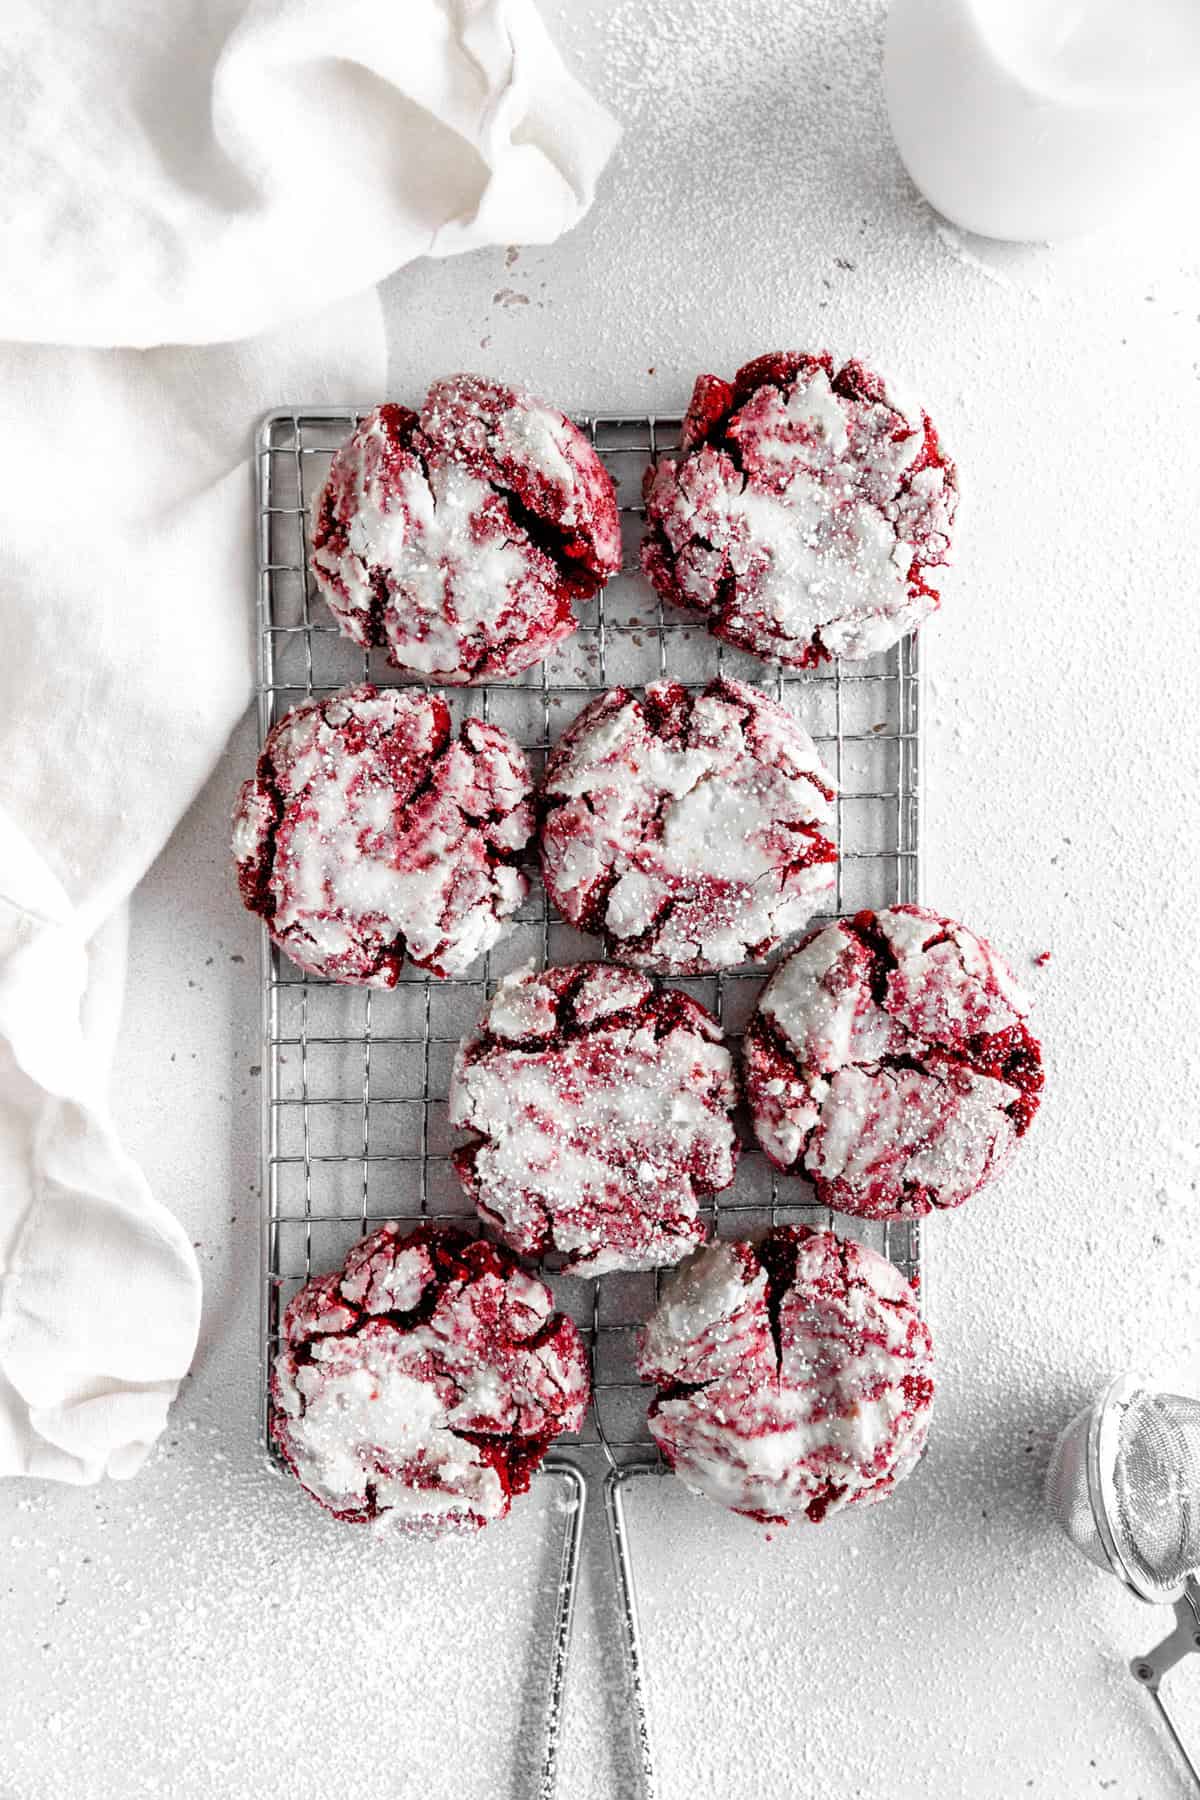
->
<box><xmin>884</xmin><ymin>0</ymin><xmax>1200</xmax><ymax>240</ymax></box>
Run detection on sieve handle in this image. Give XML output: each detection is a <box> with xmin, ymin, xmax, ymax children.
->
<box><xmin>1131</xmin><ymin>1578</ymin><xmax>1200</xmax><ymax>1792</ymax></box>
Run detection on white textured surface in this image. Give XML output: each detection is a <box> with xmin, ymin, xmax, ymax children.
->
<box><xmin>4</xmin><ymin>0</ymin><xmax>1200</xmax><ymax>1794</ymax></box>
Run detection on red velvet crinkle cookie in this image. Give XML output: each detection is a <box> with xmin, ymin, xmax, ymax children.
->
<box><xmin>744</xmin><ymin>905</ymin><xmax>1043</xmax><ymax>1220</ymax></box>
<box><xmin>309</xmin><ymin>377</ymin><xmax>622</xmax><ymax>684</ymax></box>
<box><xmin>638</xmin><ymin>1226</ymin><xmax>934</xmax><ymax>1525</ymax></box>
<box><xmin>271</xmin><ymin>1224</ymin><xmax>590</xmax><ymax>1531</ymax></box>
<box><xmin>449</xmin><ymin>962</ymin><xmax>739</xmax><ymax>1277</ymax></box>
<box><xmin>232</xmin><ymin>683</ymin><xmax>533</xmax><ymax>985</ymax></box>
<box><xmin>538</xmin><ymin>676</ymin><xmax>837</xmax><ymax>974</ymax></box>
<box><xmin>642</xmin><ymin>351</ymin><xmax>958</xmax><ymax>668</ymax></box>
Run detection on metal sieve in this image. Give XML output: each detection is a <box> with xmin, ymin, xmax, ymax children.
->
<box><xmin>1047</xmin><ymin>1371</ymin><xmax>1200</xmax><ymax>1790</ymax></box>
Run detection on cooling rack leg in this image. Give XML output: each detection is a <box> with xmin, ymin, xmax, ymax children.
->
<box><xmin>605</xmin><ymin>1463</ymin><xmax>662</xmax><ymax>1800</ymax></box>
<box><xmin>536</xmin><ymin>1459</ymin><xmax>589</xmax><ymax>1800</ymax></box>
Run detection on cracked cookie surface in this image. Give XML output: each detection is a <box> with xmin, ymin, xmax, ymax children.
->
<box><xmin>642</xmin><ymin>351</ymin><xmax>957</xmax><ymax>668</ymax></box>
<box><xmin>538</xmin><ymin>676</ymin><xmax>837</xmax><ymax>974</ymax></box>
<box><xmin>271</xmin><ymin>1224</ymin><xmax>590</xmax><ymax>1530</ymax></box>
<box><xmin>232</xmin><ymin>682</ymin><xmax>533</xmax><ymax>985</ymax></box>
<box><xmin>744</xmin><ymin>905</ymin><xmax>1043</xmax><ymax>1219</ymax></box>
<box><xmin>309</xmin><ymin>378</ymin><xmax>622</xmax><ymax>684</ymax></box>
<box><xmin>638</xmin><ymin>1226</ymin><xmax>934</xmax><ymax>1524</ymax></box>
<box><xmin>449</xmin><ymin>962</ymin><xmax>739</xmax><ymax>1277</ymax></box>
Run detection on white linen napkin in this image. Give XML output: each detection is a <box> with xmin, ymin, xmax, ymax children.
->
<box><xmin>1</xmin><ymin>0</ymin><xmax>617</xmax><ymax>349</ymax></box>
<box><xmin>0</xmin><ymin>0</ymin><xmax>617</xmax><ymax>1483</ymax></box>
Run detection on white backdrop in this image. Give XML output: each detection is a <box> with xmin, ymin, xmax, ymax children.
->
<box><xmin>4</xmin><ymin>2</ymin><xmax>1200</xmax><ymax>1794</ymax></box>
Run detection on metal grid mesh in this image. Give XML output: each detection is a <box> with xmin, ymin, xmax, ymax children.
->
<box><xmin>256</xmin><ymin>407</ymin><xmax>924</xmax><ymax>1468</ymax></box>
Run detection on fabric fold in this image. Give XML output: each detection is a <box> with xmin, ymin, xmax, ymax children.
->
<box><xmin>0</xmin><ymin>0</ymin><xmax>619</xmax><ymax>348</ymax></box>
<box><xmin>0</xmin><ymin>842</ymin><xmax>199</xmax><ymax>1484</ymax></box>
<box><xmin>0</xmin><ymin>290</ymin><xmax>388</xmax><ymax>1481</ymax></box>
<box><xmin>0</xmin><ymin>0</ymin><xmax>616</xmax><ymax>1483</ymax></box>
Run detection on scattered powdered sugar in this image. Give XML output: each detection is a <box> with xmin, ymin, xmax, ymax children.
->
<box><xmin>539</xmin><ymin>675</ymin><xmax>838</xmax><ymax>972</ymax></box>
<box><xmin>932</xmin><ymin>221</ymin><xmax>1048</xmax><ymax>300</ymax></box>
<box><xmin>0</xmin><ymin>1408</ymin><xmax>606</xmax><ymax>1800</ymax></box>
<box><xmin>449</xmin><ymin>962</ymin><xmax>739</xmax><ymax>1275</ymax></box>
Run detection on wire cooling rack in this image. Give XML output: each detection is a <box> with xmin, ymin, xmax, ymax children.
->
<box><xmin>255</xmin><ymin>405</ymin><xmax>924</xmax><ymax>1799</ymax></box>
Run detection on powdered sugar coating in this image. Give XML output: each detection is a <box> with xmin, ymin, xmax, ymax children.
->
<box><xmin>271</xmin><ymin>1224</ymin><xmax>590</xmax><ymax>1532</ymax></box>
<box><xmin>642</xmin><ymin>351</ymin><xmax>958</xmax><ymax>668</ymax></box>
<box><xmin>449</xmin><ymin>962</ymin><xmax>739</xmax><ymax>1276</ymax></box>
<box><xmin>639</xmin><ymin>1226</ymin><xmax>934</xmax><ymax>1525</ymax></box>
<box><xmin>232</xmin><ymin>683</ymin><xmax>533</xmax><ymax>986</ymax></box>
<box><xmin>744</xmin><ymin>906</ymin><xmax>1043</xmax><ymax>1219</ymax></box>
<box><xmin>309</xmin><ymin>378</ymin><xmax>621</xmax><ymax>684</ymax></box>
<box><xmin>538</xmin><ymin>676</ymin><xmax>838</xmax><ymax>974</ymax></box>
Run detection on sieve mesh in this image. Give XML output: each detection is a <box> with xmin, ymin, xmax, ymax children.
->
<box><xmin>1114</xmin><ymin>1392</ymin><xmax>1200</xmax><ymax>1598</ymax></box>
<box><xmin>1046</xmin><ymin>1378</ymin><xmax>1200</xmax><ymax>1603</ymax></box>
